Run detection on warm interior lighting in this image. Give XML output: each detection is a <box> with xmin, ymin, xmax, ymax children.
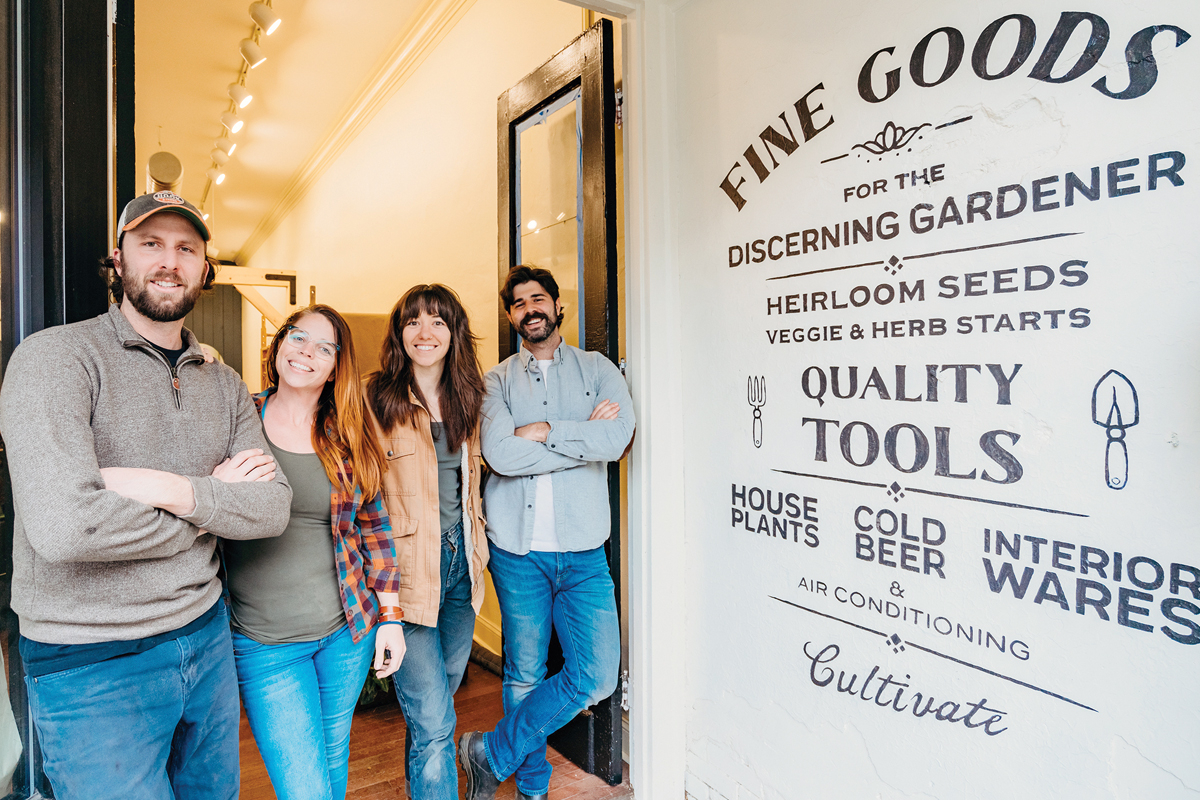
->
<box><xmin>215</xmin><ymin>137</ymin><xmax>237</xmax><ymax>156</ymax></box>
<box><xmin>221</xmin><ymin>112</ymin><xmax>244</xmax><ymax>134</ymax></box>
<box><xmin>527</xmin><ymin>220</ymin><xmax>538</xmax><ymax>229</ymax></box>
<box><xmin>211</xmin><ymin>149</ymin><xmax>230</xmax><ymax>166</ymax></box>
<box><xmin>240</xmin><ymin>38</ymin><xmax>267</xmax><ymax>68</ymax></box>
<box><xmin>249</xmin><ymin>2</ymin><xmax>282</xmax><ymax>35</ymax></box>
<box><xmin>228</xmin><ymin>83</ymin><xmax>253</xmax><ymax>108</ymax></box>
<box><xmin>202</xmin><ymin>213</ymin><xmax>210</xmax><ymax>220</ymax></box>
<box><xmin>207</xmin><ymin>167</ymin><xmax>226</xmax><ymax>185</ymax></box>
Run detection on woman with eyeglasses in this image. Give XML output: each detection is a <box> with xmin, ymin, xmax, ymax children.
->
<box><xmin>223</xmin><ymin>304</ymin><xmax>406</xmax><ymax>800</ymax></box>
<box><xmin>366</xmin><ymin>285</ymin><xmax>487</xmax><ymax>800</ymax></box>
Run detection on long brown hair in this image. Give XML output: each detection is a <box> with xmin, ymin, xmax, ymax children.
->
<box><xmin>367</xmin><ymin>284</ymin><xmax>484</xmax><ymax>451</ymax></box>
<box><xmin>265</xmin><ymin>305</ymin><xmax>385</xmax><ymax>499</ymax></box>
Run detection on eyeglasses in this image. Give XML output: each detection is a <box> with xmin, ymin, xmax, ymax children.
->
<box><xmin>284</xmin><ymin>326</ymin><xmax>340</xmax><ymax>360</ymax></box>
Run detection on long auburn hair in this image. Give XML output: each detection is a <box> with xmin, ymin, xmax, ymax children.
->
<box><xmin>367</xmin><ymin>284</ymin><xmax>484</xmax><ymax>451</ymax></box>
<box><xmin>265</xmin><ymin>305</ymin><xmax>385</xmax><ymax>499</ymax></box>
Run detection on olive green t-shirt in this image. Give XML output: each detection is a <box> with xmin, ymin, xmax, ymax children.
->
<box><xmin>224</xmin><ymin>436</ymin><xmax>344</xmax><ymax>644</ymax></box>
<box><xmin>431</xmin><ymin>421</ymin><xmax>462</xmax><ymax>533</ymax></box>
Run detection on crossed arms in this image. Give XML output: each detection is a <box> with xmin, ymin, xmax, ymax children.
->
<box><xmin>0</xmin><ymin>338</ymin><xmax>291</xmax><ymax>564</ymax></box>
<box><xmin>481</xmin><ymin>358</ymin><xmax>635</xmax><ymax>477</ymax></box>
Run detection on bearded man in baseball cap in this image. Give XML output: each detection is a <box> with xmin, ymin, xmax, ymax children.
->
<box><xmin>0</xmin><ymin>192</ymin><xmax>293</xmax><ymax>800</ymax></box>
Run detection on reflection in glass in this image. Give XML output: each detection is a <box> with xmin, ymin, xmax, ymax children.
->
<box><xmin>0</xmin><ymin>3</ymin><xmax>26</xmax><ymax>794</ymax></box>
<box><xmin>0</xmin><ymin>0</ymin><xmax>9</xmax><ymax>705</ymax></box>
<box><xmin>0</xmin><ymin>4</ymin><xmax>29</xmax><ymax>796</ymax></box>
<box><xmin>515</xmin><ymin>89</ymin><xmax>582</xmax><ymax>348</ymax></box>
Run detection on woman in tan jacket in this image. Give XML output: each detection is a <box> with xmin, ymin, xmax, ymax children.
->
<box><xmin>366</xmin><ymin>284</ymin><xmax>488</xmax><ymax>800</ymax></box>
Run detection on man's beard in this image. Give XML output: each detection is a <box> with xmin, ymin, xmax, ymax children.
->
<box><xmin>518</xmin><ymin>311</ymin><xmax>561</xmax><ymax>343</ymax></box>
<box><xmin>124</xmin><ymin>270</ymin><xmax>204</xmax><ymax>322</ymax></box>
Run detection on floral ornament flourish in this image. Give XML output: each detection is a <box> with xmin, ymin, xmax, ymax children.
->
<box><xmin>851</xmin><ymin>120</ymin><xmax>931</xmax><ymax>155</ymax></box>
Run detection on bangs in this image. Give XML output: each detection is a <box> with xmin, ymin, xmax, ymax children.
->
<box><xmin>399</xmin><ymin>286</ymin><xmax>457</xmax><ymax>324</ymax></box>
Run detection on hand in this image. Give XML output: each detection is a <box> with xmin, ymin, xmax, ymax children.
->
<box><xmin>588</xmin><ymin>399</ymin><xmax>620</xmax><ymax>421</ymax></box>
<box><xmin>212</xmin><ymin>449</ymin><xmax>276</xmax><ymax>483</ymax></box>
<box><xmin>374</xmin><ymin>624</ymin><xmax>406</xmax><ymax>679</ymax></box>
<box><xmin>514</xmin><ymin>421</ymin><xmax>551</xmax><ymax>442</ymax></box>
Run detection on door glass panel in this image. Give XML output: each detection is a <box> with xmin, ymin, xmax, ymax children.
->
<box><xmin>515</xmin><ymin>88</ymin><xmax>583</xmax><ymax>348</ymax></box>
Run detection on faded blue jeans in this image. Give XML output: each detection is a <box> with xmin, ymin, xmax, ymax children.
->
<box><xmin>392</xmin><ymin>519</ymin><xmax>476</xmax><ymax>800</ymax></box>
<box><xmin>232</xmin><ymin>623</ymin><xmax>376</xmax><ymax>800</ymax></box>
<box><xmin>482</xmin><ymin>544</ymin><xmax>620</xmax><ymax>796</ymax></box>
<box><xmin>27</xmin><ymin>602</ymin><xmax>241</xmax><ymax>800</ymax></box>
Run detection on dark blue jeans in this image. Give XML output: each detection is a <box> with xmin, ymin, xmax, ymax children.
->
<box><xmin>483</xmin><ymin>545</ymin><xmax>620</xmax><ymax>795</ymax></box>
<box><xmin>27</xmin><ymin>602</ymin><xmax>240</xmax><ymax>800</ymax></box>
<box><xmin>392</xmin><ymin>519</ymin><xmax>476</xmax><ymax>800</ymax></box>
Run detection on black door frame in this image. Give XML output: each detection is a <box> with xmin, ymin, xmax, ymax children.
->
<box><xmin>496</xmin><ymin>19</ymin><xmax>623</xmax><ymax>786</ymax></box>
<box><xmin>4</xmin><ymin>0</ymin><xmax>113</xmax><ymax>796</ymax></box>
<box><xmin>497</xmin><ymin>19</ymin><xmax>619</xmax><ymax>361</ymax></box>
<box><xmin>11</xmin><ymin>0</ymin><xmax>110</xmax><ymax>343</ymax></box>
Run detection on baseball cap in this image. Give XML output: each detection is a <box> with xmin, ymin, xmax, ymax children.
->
<box><xmin>117</xmin><ymin>191</ymin><xmax>211</xmax><ymax>244</ymax></box>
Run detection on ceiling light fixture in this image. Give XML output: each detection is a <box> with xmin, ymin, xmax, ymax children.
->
<box><xmin>239</xmin><ymin>38</ymin><xmax>266</xmax><ymax>68</ymax></box>
<box><xmin>221</xmin><ymin>111</ymin><xmax>244</xmax><ymax>134</ymax></box>
<box><xmin>211</xmin><ymin>149</ymin><xmax>230</xmax><ymax>166</ymax></box>
<box><xmin>203</xmin><ymin>212</ymin><xmax>210</xmax><ymax>221</ymax></box>
<box><xmin>207</xmin><ymin>167</ymin><xmax>226</xmax><ymax>185</ymax></box>
<box><xmin>249</xmin><ymin>2</ymin><xmax>281</xmax><ymax>35</ymax></box>
<box><xmin>215</xmin><ymin>137</ymin><xmax>237</xmax><ymax>156</ymax></box>
<box><xmin>228</xmin><ymin>83</ymin><xmax>253</xmax><ymax>108</ymax></box>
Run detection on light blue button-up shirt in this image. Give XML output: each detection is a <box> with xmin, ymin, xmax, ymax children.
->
<box><xmin>481</xmin><ymin>342</ymin><xmax>635</xmax><ymax>555</ymax></box>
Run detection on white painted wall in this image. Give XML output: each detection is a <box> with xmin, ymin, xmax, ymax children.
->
<box><xmin>243</xmin><ymin>0</ymin><xmax>584</xmax><ymax>373</ymax></box>
<box><xmin>665</xmin><ymin>1</ymin><xmax>1200</xmax><ymax>798</ymax></box>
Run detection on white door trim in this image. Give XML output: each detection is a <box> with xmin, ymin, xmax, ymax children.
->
<box><xmin>562</xmin><ymin>1</ymin><xmax>687</xmax><ymax>796</ymax></box>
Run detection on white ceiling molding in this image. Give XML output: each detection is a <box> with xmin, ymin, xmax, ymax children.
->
<box><xmin>235</xmin><ymin>0</ymin><xmax>479</xmax><ymax>264</ymax></box>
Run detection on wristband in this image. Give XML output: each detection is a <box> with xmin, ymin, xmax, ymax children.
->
<box><xmin>378</xmin><ymin>605</ymin><xmax>404</xmax><ymax>623</ymax></box>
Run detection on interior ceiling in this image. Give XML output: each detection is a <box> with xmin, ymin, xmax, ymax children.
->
<box><xmin>135</xmin><ymin>0</ymin><xmax>427</xmax><ymax>262</ymax></box>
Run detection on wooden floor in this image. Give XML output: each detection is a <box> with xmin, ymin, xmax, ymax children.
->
<box><xmin>239</xmin><ymin>662</ymin><xmax>632</xmax><ymax>800</ymax></box>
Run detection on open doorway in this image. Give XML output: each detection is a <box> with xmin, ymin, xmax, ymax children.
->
<box><xmin>127</xmin><ymin>1</ymin><xmax>630</xmax><ymax>797</ymax></box>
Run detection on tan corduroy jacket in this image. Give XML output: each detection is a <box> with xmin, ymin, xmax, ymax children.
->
<box><xmin>368</xmin><ymin>399</ymin><xmax>488</xmax><ymax>628</ymax></box>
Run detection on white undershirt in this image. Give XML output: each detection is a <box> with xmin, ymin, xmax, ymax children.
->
<box><xmin>528</xmin><ymin>359</ymin><xmax>562</xmax><ymax>552</ymax></box>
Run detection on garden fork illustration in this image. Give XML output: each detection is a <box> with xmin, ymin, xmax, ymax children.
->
<box><xmin>748</xmin><ymin>376</ymin><xmax>765</xmax><ymax>448</ymax></box>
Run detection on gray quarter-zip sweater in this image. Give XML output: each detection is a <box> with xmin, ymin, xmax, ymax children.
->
<box><xmin>0</xmin><ymin>305</ymin><xmax>292</xmax><ymax>644</ymax></box>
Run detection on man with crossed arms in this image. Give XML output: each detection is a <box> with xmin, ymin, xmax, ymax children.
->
<box><xmin>460</xmin><ymin>265</ymin><xmax>634</xmax><ymax>800</ymax></box>
<box><xmin>0</xmin><ymin>192</ymin><xmax>291</xmax><ymax>799</ymax></box>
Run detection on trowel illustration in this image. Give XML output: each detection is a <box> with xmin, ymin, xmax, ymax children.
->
<box><xmin>1091</xmin><ymin>370</ymin><xmax>1138</xmax><ymax>490</ymax></box>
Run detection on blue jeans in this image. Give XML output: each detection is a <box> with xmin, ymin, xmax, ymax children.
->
<box><xmin>392</xmin><ymin>520</ymin><xmax>476</xmax><ymax>800</ymax></box>
<box><xmin>232</xmin><ymin>623</ymin><xmax>376</xmax><ymax>800</ymax></box>
<box><xmin>27</xmin><ymin>602</ymin><xmax>240</xmax><ymax>800</ymax></box>
<box><xmin>483</xmin><ymin>545</ymin><xmax>620</xmax><ymax>795</ymax></box>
